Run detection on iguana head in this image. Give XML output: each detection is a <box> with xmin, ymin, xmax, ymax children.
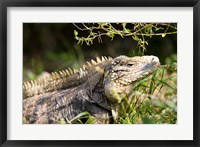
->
<box><xmin>103</xmin><ymin>55</ymin><xmax>160</xmax><ymax>103</ymax></box>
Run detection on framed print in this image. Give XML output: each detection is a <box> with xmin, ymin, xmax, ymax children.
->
<box><xmin>0</xmin><ymin>0</ymin><xmax>199</xmax><ymax>146</ymax></box>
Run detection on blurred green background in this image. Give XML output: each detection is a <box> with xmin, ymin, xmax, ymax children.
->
<box><xmin>23</xmin><ymin>23</ymin><xmax>177</xmax><ymax>81</ymax></box>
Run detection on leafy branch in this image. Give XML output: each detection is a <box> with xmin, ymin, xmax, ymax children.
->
<box><xmin>73</xmin><ymin>23</ymin><xmax>177</xmax><ymax>51</ymax></box>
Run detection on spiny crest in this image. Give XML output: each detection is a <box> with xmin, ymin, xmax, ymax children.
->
<box><xmin>23</xmin><ymin>56</ymin><xmax>112</xmax><ymax>90</ymax></box>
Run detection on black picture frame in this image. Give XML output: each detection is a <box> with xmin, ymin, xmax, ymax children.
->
<box><xmin>0</xmin><ymin>0</ymin><xmax>199</xmax><ymax>146</ymax></box>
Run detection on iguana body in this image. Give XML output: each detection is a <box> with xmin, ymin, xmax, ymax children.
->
<box><xmin>23</xmin><ymin>55</ymin><xmax>160</xmax><ymax>124</ymax></box>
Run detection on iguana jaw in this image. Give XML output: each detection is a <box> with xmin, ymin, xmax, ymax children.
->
<box><xmin>103</xmin><ymin>55</ymin><xmax>160</xmax><ymax>103</ymax></box>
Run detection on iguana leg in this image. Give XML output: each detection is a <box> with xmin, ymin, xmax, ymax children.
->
<box><xmin>84</xmin><ymin>101</ymin><xmax>112</xmax><ymax>124</ymax></box>
<box><xmin>93</xmin><ymin>113</ymin><xmax>110</xmax><ymax>124</ymax></box>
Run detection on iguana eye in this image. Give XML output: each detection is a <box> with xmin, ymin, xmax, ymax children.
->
<box><xmin>127</xmin><ymin>63</ymin><xmax>133</xmax><ymax>66</ymax></box>
<box><xmin>127</xmin><ymin>63</ymin><xmax>135</xmax><ymax>67</ymax></box>
<box><xmin>127</xmin><ymin>61</ymin><xmax>137</xmax><ymax>67</ymax></box>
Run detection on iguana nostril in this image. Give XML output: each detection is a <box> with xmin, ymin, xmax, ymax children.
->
<box><xmin>151</xmin><ymin>56</ymin><xmax>159</xmax><ymax>64</ymax></box>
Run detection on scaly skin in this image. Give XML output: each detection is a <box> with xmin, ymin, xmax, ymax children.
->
<box><xmin>23</xmin><ymin>55</ymin><xmax>160</xmax><ymax>124</ymax></box>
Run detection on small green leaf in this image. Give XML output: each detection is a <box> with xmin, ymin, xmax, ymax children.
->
<box><xmin>74</xmin><ymin>30</ymin><xmax>78</xmax><ymax>36</ymax></box>
<box><xmin>124</xmin><ymin>29</ymin><xmax>131</xmax><ymax>33</ymax></box>
<box><xmin>161</xmin><ymin>33</ymin><xmax>166</xmax><ymax>37</ymax></box>
<box><xmin>155</xmin><ymin>27</ymin><xmax>164</xmax><ymax>31</ymax></box>
<box><xmin>132</xmin><ymin>35</ymin><xmax>140</xmax><ymax>41</ymax></box>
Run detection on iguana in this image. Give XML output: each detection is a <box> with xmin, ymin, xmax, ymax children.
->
<box><xmin>23</xmin><ymin>55</ymin><xmax>160</xmax><ymax>124</ymax></box>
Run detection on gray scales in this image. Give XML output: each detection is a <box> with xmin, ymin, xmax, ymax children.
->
<box><xmin>23</xmin><ymin>55</ymin><xmax>160</xmax><ymax>124</ymax></box>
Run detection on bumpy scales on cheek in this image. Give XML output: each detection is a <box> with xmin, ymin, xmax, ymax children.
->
<box><xmin>103</xmin><ymin>55</ymin><xmax>160</xmax><ymax>103</ymax></box>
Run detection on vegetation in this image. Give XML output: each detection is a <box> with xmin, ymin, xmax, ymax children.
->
<box><xmin>23</xmin><ymin>23</ymin><xmax>177</xmax><ymax>124</ymax></box>
<box><xmin>74</xmin><ymin>23</ymin><xmax>177</xmax><ymax>52</ymax></box>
